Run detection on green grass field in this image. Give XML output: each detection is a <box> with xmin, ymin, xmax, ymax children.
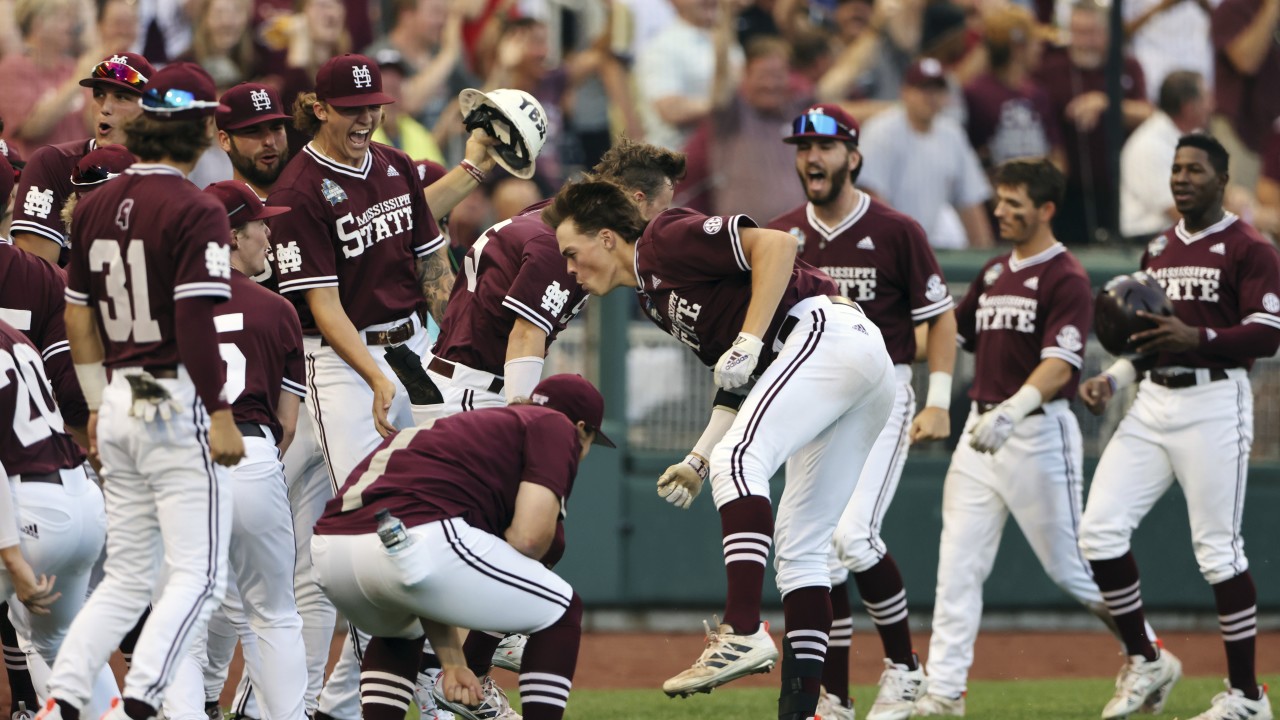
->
<box><xmin>479</xmin><ymin>675</ymin><xmax>1279</xmax><ymax>719</ymax></box>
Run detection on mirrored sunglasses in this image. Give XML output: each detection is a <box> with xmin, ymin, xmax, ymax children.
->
<box><xmin>140</xmin><ymin>88</ymin><xmax>222</xmax><ymax>113</ymax></box>
<box><xmin>91</xmin><ymin>61</ymin><xmax>149</xmax><ymax>91</ymax></box>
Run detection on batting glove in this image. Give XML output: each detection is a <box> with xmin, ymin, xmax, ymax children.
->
<box><xmin>714</xmin><ymin>333</ymin><xmax>763</xmax><ymax>390</ymax></box>
<box><xmin>125</xmin><ymin>372</ymin><xmax>183</xmax><ymax>423</ymax></box>
<box><xmin>969</xmin><ymin>406</ymin><xmax>1015</xmax><ymax>454</ymax></box>
<box><xmin>657</xmin><ymin>453</ymin><xmax>708</xmax><ymax>510</ymax></box>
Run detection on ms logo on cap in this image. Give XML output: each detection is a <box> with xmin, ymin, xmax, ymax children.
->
<box><xmin>352</xmin><ymin>65</ymin><xmax>372</xmax><ymax>89</ymax></box>
<box><xmin>250</xmin><ymin>89</ymin><xmax>272</xmax><ymax>110</ymax></box>
<box><xmin>109</xmin><ymin>54</ymin><xmax>130</xmax><ymax>65</ymax></box>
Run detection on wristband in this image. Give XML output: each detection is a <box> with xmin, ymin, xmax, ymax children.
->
<box><xmin>925</xmin><ymin>371</ymin><xmax>952</xmax><ymax>410</ymax></box>
<box><xmin>1101</xmin><ymin>358</ymin><xmax>1137</xmax><ymax>391</ymax></box>
<box><xmin>74</xmin><ymin>362</ymin><xmax>107</xmax><ymax>411</ymax></box>
<box><xmin>1001</xmin><ymin>384</ymin><xmax>1044</xmax><ymax>422</ymax></box>
<box><xmin>685</xmin><ymin>452</ymin><xmax>710</xmax><ymax>481</ymax></box>
<box><xmin>460</xmin><ymin>159</ymin><xmax>486</xmax><ymax>184</ymax></box>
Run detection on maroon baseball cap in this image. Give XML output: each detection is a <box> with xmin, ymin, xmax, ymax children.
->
<box><xmin>315</xmin><ymin>54</ymin><xmax>395</xmax><ymax>108</ymax></box>
<box><xmin>218</xmin><ymin>83</ymin><xmax>291</xmax><ymax>131</ymax></box>
<box><xmin>530</xmin><ymin>374</ymin><xmax>616</xmax><ymax>449</ymax></box>
<box><xmin>204</xmin><ymin>180</ymin><xmax>291</xmax><ymax>227</ymax></box>
<box><xmin>139</xmin><ymin>63</ymin><xmax>228</xmax><ymax>121</ymax></box>
<box><xmin>784</xmin><ymin>103</ymin><xmax>860</xmax><ymax>145</ymax></box>
<box><xmin>904</xmin><ymin>57</ymin><xmax>949</xmax><ymax>89</ymax></box>
<box><xmin>71</xmin><ymin>145</ymin><xmax>135</xmax><ymax>187</ymax></box>
<box><xmin>79</xmin><ymin>53</ymin><xmax>156</xmax><ymax>95</ymax></box>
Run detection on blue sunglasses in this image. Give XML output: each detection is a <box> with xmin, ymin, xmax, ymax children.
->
<box><xmin>140</xmin><ymin>88</ymin><xmax>221</xmax><ymax>113</ymax></box>
<box><xmin>790</xmin><ymin>112</ymin><xmax>853</xmax><ymax>138</ymax></box>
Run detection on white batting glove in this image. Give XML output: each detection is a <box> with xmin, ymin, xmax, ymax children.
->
<box><xmin>969</xmin><ymin>406</ymin><xmax>1015</xmax><ymax>454</ymax></box>
<box><xmin>657</xmin><ymin>453</ymin><xmax>709</xmax><ymax>510</ymax></box>
<box><xmin>714</xmin><ymin>333</ymin><xmax>763</xmax><ymax>390</ymax></box>
<box><xmin>125</xmin><ymin>372</ymin><xmax>183</xmax><ymax>423</ymax></box>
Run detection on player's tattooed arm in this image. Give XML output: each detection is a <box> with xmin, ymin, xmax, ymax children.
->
<box><xmin>417</xmin><ymin>246</ymin><xmax>455</xmax><ymax>326</ymax></box>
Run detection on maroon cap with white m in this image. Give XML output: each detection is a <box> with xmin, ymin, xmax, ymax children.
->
<box><xmin>315</xmin><ymin>54</ymin><xmax>395</xmax><ymax>108</ymax></box>
<box><xmin>218</xmin><ymin>82</ymin><xmax>291</xmax><ymax>131</ymax></box>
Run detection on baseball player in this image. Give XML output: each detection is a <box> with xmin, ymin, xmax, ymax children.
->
<box><xmin>546</xmin><ymin>180</ymin><xmax>896</xmax><ymax>720</ymax></box>
<box><xmin>1077</xmin><ymin>134</ymin><xmax>1280</xmax><ymax>720</ymax></box>
<box><xmin>767</xmin><ymin>104</ymin><xmax>957</xmax><ymax>720</ymax></box>
<box><xmin>912</xmin><ymin>158</ymin><xmax>1156</xmax><ymax>717</ymax></box>
<box><xmin>11</xmin><ymin>53</ymin><xmax>155</xmax><ymax>266</ymax></box>
<box><xmin>310</xmin><ymin>374</ymin><xmax>612</xmax><ymax>720</ymax></box>
<box><xmin>35</xmin><ymin>62</ymin><xmax>244</xmax><ymax>720</ymax></box>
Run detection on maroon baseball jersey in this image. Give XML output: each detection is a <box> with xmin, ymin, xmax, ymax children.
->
<box><xmin>314</xmin><ymin>405</ymin><xmax>580</xmax><ymax>537</ymax></box>
<box><xmin>1141</xmin><ymin>213</ymin><xmax>1280</xmax><ymax>370</ymax></box>
<box><xmin>634</xmin><ymin>209</ymin><xmax>837</xmax><ymax>369</ymax></box>
<box><xmin>267</xmin><ymin>142</ymin><xmax>444</xmax><ymax>331</ymax></box>
<box><xmin>216</xmin><ymin>272</ymin><xmax>306</xmax><ymax>441</ymax></box>
<box><xmin>0</xmin><ymin>321</ymin><xmax>84</xmax><ymax>477</ymax></box>
<box><xmin>768</xmin><ymin>194</ymin><xmax>954</xmax><ymax>364</ymax></box>
<box><xmin>433</xmin><ymin>200</ymin><xmax>589</xmax><ymax>375</ymax></box>
<box><xmin>0</xmin><ymin>243</ymin><xmax>87</xmax><ymax>427</ymax></box>
<box><xmin>64</xmin><ymin>165</ymin><xmax>234</xmax><ymax>368</ymax></box>
<box><xmin>963</xmin><ymin>73</ymin><xmax>1061</xmax><ymax>167</ymax></box>
<box><xmin>10</xmin><ymin>139</ymin><xmax>95</xmax><ymax>248</ymax></box>
<box><xmin>956</xmin><ymin>243</ymin><xmax>1092</xmax><ymax>404</ymax></box>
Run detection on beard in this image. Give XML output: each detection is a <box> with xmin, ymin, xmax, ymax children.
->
<box><xmin>229</xmin><ymin>143</ymin><xmax>288</xmax><ymax>190</ymax></box>
<box><xmin>804</xmin><ymin>165</ymin><xmax>849</xmax><ymax>206</ymax></box>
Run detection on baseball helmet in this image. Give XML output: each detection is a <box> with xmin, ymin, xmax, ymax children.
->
<box><xmin>1094</xmin><ymin>271</ymin><xmax>1174</xmax><ymax>356</ymax></box>
<box><xmin>458</xmin><ymin>88</ymin><xmax>548</xmax><ymax>180</ymax></box>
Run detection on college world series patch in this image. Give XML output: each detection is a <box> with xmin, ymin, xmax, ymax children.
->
<box><xmin>321</xmin><ymin>178</ymin><xmax>348</xmax><ymax>206</ymax></box>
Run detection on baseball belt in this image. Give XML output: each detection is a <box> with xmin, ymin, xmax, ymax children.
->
<box><xmin>427</xmin><ymin>357</ymin><xmax>504</xmax><ymax>395</ymax></box>
<box><xmin>235</xmin><ymin>422</ymin><xmax>267</xmax><ymax>438</ymax></box>
<box><xmin>777</xmin><ymin>295</ymin><xmax>862</xmax><ymax>343</ymax></box>
<box><xmin>14</xmin><ymin>470</ymin><xmax>62</xmax><ymax>485</ymax></box>
<box><xmin>977</xmin><ymin>401</ymin><xmax>1044</xmax><ymax>416</ymax></box>
<box><xmin>1147</xmin><ymin>368</ymin><xmax>1228</xmax><ymax>389</ymax></box>
<box><xmin>321</xmin><ymin>319</ymin><xmax>415</xmax><ymax>347</ymax></box>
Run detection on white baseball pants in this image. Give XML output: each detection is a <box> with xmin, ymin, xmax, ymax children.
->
<box><xmin>411</xmin><ymin>355</ymin><xmax>505</xmax><ymax>426</ymax></box>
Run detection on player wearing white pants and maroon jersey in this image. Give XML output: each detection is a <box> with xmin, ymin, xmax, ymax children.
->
<box><xmin>311</xmin><ymin>374</ymin><xmax>611</xmax><ymax>720</ymax></box>
<box><xmin>1078</xmin><ymin>135</ymin><xmax>1280</xmax><ymax>720</ymax></box>
<box><xmin>914</xmin><ymin>159</ymin><xmax>1152</xmax><ymax>717</ymax></box>
<box><xmin>38</xmin><ymin>63</ymin><xmax>245</xmax><ymax>720</ymax></box>
<box><xmin>768</xmin><ymin>104</ymin><xmax>957</xmax><ymax>720</ymax></box>
<box><xmin>548</xmin><ymin>181</ymin><xmax>895</xmax><ymax>720</ymax></box>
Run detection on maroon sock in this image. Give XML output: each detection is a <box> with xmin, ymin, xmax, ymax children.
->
<box><xmin>778</xmin><ymin>586</ymin><xmax>831</xmax><ymax>720</ymax></box>
<box><xmin>54</xmin><ymin>701</ymin><xmax>80</xmax><ymax>720</ymax></box>
<box><xmin>719</xmin><ymin>496</ymin><xmax>774</xmax><ymax>634</ymax></box>
<box><xmin>1090</xmin><ymin>554</ymin><xmax>1157</xmax><ymax>661</ymax></box>
<box><xmin>0</xmin><ymin>606</ymin><xmax>38</xmax><ymax>712</ymax></box>
<box><xmin>419</xmin><ymin>651</ymin><xmax>441</xmax><ymax>674</ymax></box>
<box><xmin>462</xmin><ymin>632</ymin><xmax>502</xmax><ymax>676</ymax></box>
<box><xmin>853</xmin><ymin>554</ymin><xmax>915</xmax><ymax>668</ymax></box>
<box><xmin>119</xmin><ymin>606</ymin><xmax>150</xmax><ymax>669</ymax></box>
<box><xmin>1213</xmin><ymin>572</ymin><xmax>1259</xmax><ymax>700</ymax></box>
<box><xmin>122</xmin><ymin>698</ymin><xmax>157</xmax><ymax>720</ymax></box>
<box><xmin>359</xmin><ymin>635</ymin><xmax>425</xmax><ymax>720</ymax></box>
<box><xmin>519</xmin><ymin>594</ymin><xmax>582</xmax><ymax>720</ymax></box>
<box><xmin>823</xmin><ymin>582</ymin><xmax>853</xmax><ymax>707</ymax></box>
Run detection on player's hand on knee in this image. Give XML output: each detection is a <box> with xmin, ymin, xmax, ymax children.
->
<box><xmin>440</xmin><ymin>665</ymin><xmax>483</xmax><ymax>708</ymax></box>
<box><xmin>657</xmin><ymin>453</ymin><xmax>708</xmax><ymax>510</ymax></box>
<box><xmin>714</xmin><ymin>333</ymin><xmax>762</xmax><ymax>390</ymax></box>
<box><xmin>208</xmin><ymin>409</ymin><xmax>246</xmax><ymax>467</ymax></box>
<box><xmin>969</xmin><ymin>407</ymin><xmax>1015</xmax><ymax>454</ymax></box>
<box><xmin>1079</xmin><ymin>375</ymin><xmax>1114</xmax><ymax>416</ymax></box>
<box><xmin>910</xmin><ymin>406</ymin><xmax>950</xmax><ymax>444</ymax></box>
<box><xmin>371</xmin><ymin>374</ymin><xmax>399</xmax><ymax>437</ymax></box>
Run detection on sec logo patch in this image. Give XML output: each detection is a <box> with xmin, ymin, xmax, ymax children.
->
<box><xmin>1056</xmin><ymin>325</ymin><xmax>1083</xmax><ymax>352</ymax></box>
<box><xmin>1264</xmin><ymin>293</ymin><xmax>1280</xmax><ymax>313</ymax></box>
<box><xmin>703</xmin><ymin>216</ymin><xmax>724</xmax><ymax>235</ymax></box>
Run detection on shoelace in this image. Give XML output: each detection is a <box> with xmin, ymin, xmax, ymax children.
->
<box><xmin>878</xmin><ymin>666</ymin><xmax>917</xmax><ymax>700</ymax></box>
<box><xmin>692</xmin><ymin>615</ymin><xmax>731</xmax><ymax>668</ymax></box>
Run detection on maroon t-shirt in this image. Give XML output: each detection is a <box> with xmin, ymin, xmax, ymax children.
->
<box><xmin>0</xmin><ymin>243</ymin><xmax>87</xmax><ymax>427</ymax></box>
<box><xmin>315</xmin><ymin>405</ymin><xmax>580</xmax><ymax>537</ymax></box>
<box><xmin>956</xmin><ymin>243</ymin><xmax>1092</xmax><ymax>404</ymax></box>
<box><xmin>768</xmin><ymin>194</ymin><xmax>954</xmax><ymax>365</ymax></box>
<box><xmin>634</xmin><ymin>209</ymin><xmax>837</xmax><ymax>369</ymax></box>
<box><xmin>433</xmin><ymin>200</ymin><xmax>589</xmax><ymax>375</ymax></box>
<box><xmin>216</xmin><ymin>272</ymin><xmax>305</xmax><ymax>441</ymax></box>
<box><xmin>0</xmin><ymin>321</ymin><xmax>84</xmax><ymax>476</ymax></box>
<box><xmin>267</xmin><ymin>142</ymin><xmax>444</xmax><ymax>331</ymax></box>
<box><xmin>1212</xmin><ymin>0</ymin><xmax>1280</xmax><ymax>152</ymax></box>
<box><xmin>64</xmin><ymin>165</ymin><xmax>234</xmax><ymax>368</ymax></box>
<box><xmin>963</xmin><ymin>73</ymin><xmax>1062</xmax><ymax>167</ymax></box>
<box><xmin>10</xmin><ymin>138</ymin><xmax>94</xmax><ymax>248</ymax></box>
<box><xmin>1141</xmin><ymin>214</ymin><xmax>1280</xmax><ymax>370</ymax></box>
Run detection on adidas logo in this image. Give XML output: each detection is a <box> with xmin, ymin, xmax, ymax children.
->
<box><xmin>857</xmin><ymin>237</ymin><xmax>875</xmax><ymax>250</ymax></box>
<box><xmin>1210</xmin><ymin>242</ymin><xmax>1225</xmax><ymax>255</ymax></box>
<box><xmin>19</xmin><ymin>523</ymin><xmax>37</xmax><ymax>540</ymax></box>
<box><xmin>387</xmin><ymin>165</ymin><xmax>400</xmax><ymax>177</ymax></box>
<box><xmin>1024</xmin><ymin>277</ymin><xmax>1039</xmax><ymax>290</ymax></box>
<box><xmin>1206</xmin><ymin>328</ymin><xmax>1218</xmax><ymax>341</ymax></box>
<box><xmin>651</xmin><ymin>276</ymin><xmax>662</xmax><ymax>288</ymax></box>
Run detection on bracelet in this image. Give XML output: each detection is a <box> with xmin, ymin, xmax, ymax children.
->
<box><xmin>459</xmin><ymin>159</ymin><xmax>486</xmax><ymax>184</ymax></box>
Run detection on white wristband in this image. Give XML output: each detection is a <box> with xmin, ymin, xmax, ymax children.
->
<box><xmin>1002</xmin><ymin>384</ymin><xmax>1044</xmax><ymax>422</ymax></box>
<box><xmin>74</xmin><ymin>362</ymin><xmax>108</xmax><ymax>411</ymax></box>
<box><xmin>693</xmin><ymin>405</ymin><xmax>738</xmax><ymax>460</ymax></box>
<box><xmin>503</xmin><ymin>356</ymin><xmax>544</xmax><ymax>404</ymax></box>
<box><xmin>925</xmin><ymin>371</ymin><xmax>952</xmax><ymax>410</ymax></box>
<box><xmin>1102</xmin><ymin>358</ymin><xmax>1137</xmax><ymax>391</ymax></box>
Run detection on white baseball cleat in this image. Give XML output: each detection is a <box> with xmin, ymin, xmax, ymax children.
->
<box><xmin>816</xmin><ymin>690</ymin><xmax>856</xmax><ymax>720</ymax></box>
<box><xmin>911</xmin><ymin>693</ymin><xmax>965</xmax><ymax>717</ymax></box>
<box><xmin>662</xmin><ymin>618</ymin><xmax>778</xmax><ymax>697</ymax></box>
<box><xmin>491</xmin><ymin>634</ymin><xmax>527</xmax><ymax>673</ymax></box>
<box><xmin>1101</xmin><ymin>649</ymin><xmax>1181</xmax><ymax>719</ymax></box>
<box><xmin>32</xmin><ymin>700</ymin><xmax>61</xmax><ymax>720</ymax></box>
<box><xmin>431</xmin><ymin>673</ymin><xmax>520</xmax><ymax>720</ymax></box>
<box><xmin>867</xmin><ymin>657</ymin><xmax>927</xmax><ymax>720</ymax></box>
<box><xmin>1187</xmin><ymin>682</ymin><xmax>1273</xmax><ymax>720</ymax></box>
<box><xmin>414</xmin><ymin>669</ymin><xmax>456</xmax><ymax>720</ymax></box>
<box><xmin>13</xmin><ymin>701</ymin><xmax>35</xmax><ymax>720</ymax></box>
<box><xmin>98</xmin><ymin>699</ymin><xmax>128</xmax><ymax>720</ymax></box>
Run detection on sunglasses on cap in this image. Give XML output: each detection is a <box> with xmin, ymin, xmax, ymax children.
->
<box><xmin>791</xmin><ymin>112</ymin><xmax>853</xmax><ymax>138</ymax></box>
<box><xmin>140</xmin><ymin>88</ymin><xmax>222</xmax><ymax>113</ymax></box>
<box><xmin>91</xmin><ymin>61</ymin><xmax>149</xmax><ymax>91</ymax></box>
<box><xmin>464</xmin><ymin>105</ymin><xmax>533</xmax><ymax>172</ymax></box>
<box><xmin>71</xmin><ymin>164</ymin><xmax>120</xmax><ymax>187</ymax></box>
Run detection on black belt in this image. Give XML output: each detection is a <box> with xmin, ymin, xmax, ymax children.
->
<box><xmin>321</xmin><ymin>319</ymin><xmax>414</xmax><ymax>347</ymax></box>
<box><xmin>17</xmin><ymin>470</ymin><xmax>62</xmax><ymax>485</ymax></box>
<box><xmin>427</xmin><ymin>357</ymin><xmax>504</xmax><ymax>394</ymax></box>
<box><xmin>778</xmin><ymin>296</ymin><xmax>862</xmax><ymax>342</ymax></box>
<box><xmin>235</xmin><ymin>422</ymin><xmax>267</xmax><ymax>438</ymax></box>
<box><xmin>1148</xmin><ymin>368</ymin><xmax>1229</xmax><ymax>389</ymax></box>
<box><xmin>115</xmin><ymin>364</ymin><xmax>178</xmax><ymax>379</ymax></box>
<box><xmin>978</xmin><ymin>401</ymin><xmax>1044</xmax><ymax>416</ymax></box>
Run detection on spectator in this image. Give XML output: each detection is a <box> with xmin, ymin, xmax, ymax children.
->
<box><xmin>962</xmin><ymin>5</ymin><xmax>1062</xmax><ymax>171</ymax></box>
<box><xmin>859</xmin><ymin>57</ymin><xmax>994</xmax><ymax>249</ymax></box>
<box><xmin>788</xmin><ymin>27</ymin><xmax>837</xmax><ymax>99</ymax></box>
<box><xmin>364</xmin><ymin>0</ymin><xmax>471</xmax><ymax>132</ymax></box>
<box><xmin>370</xmin><ymin>49</ymin><xmax>446</xmax><ymax>164</ymax></box>
<box><xmin>0</xmin><ymin>0</ymin><xmax>96</xmax><ymax>157</ymax></box>
<box><xmin>134</xmin><ymin>0</ymin><xmax>194</xmax><ymax>63</ymax></box>
<box><xmin>635</xmin><ymin>0</ymin><xmax>743</xmax><ymax>151</ymax></box>
<box><xmin>816</xmin><ymin>0</ymin><xmax>927</xmax><ymax>114</ymax></box>
<box><xmin>1211</xmin><ymin>0</ymin><xmax>1280</xmax><ymax>188</ymax></box>
<box><xmin>178</xmin><ymin>0</ymin><xmax>261</xmax><ymax>90</ymax></box>
<box><xmin>1124</xmin><ymin>0</ymin><xmax>1215</xmax><ymax>103</ymax></box>
<box><xmin>679</xmin><ymin>36</ymin><xmax>810</xmax><ymax>219</ymax></box>
<box><xmin>1256</xmin><ymin>123</ymin><xmax>1280</xmax><ymax>238</ymax></box>
<box><xmin>1120</xmin><ymin>70</ymin><xmax>1211</xmax><ymax>240</ymax></box>
<box><xmin>96</xmin><ymin>0</ymin><xmax>140</xmax><ymax>55</ymax></box>
<box><xmin>277</xmin><ymin>0</ymin><xmax>351</xmax><ymax>155</ymax></box>
<box><xmin>1038</xmin><ymin>0</ymin><xmax>1151</xmax><ymax>244</ymax></box>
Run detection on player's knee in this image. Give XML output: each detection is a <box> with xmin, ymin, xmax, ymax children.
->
<box><xmin>1077</xmin><ymin>519</ymin><xmax>1131</xmax><ymax>561</ymax></box>
<box><xmin>834</xmin><ymin>534</ymin><xmax>884</xmax><ymax>574</ymax></box>
<box><xmin>709</xmin><ymin>470</ymin><xmax>770</xmax><ymax>509</ymax></box>
<box><xmin>1196</xmin><ymin>552</ymin><xmax>1247</xmax><ymax>585</ymax></box>
<box><xmin>548</xmin><ymin>592</ymin><xmax>584</xmax><ymax>631</ymax></box>
<box><xmin>827</xmin><ymin>549</ymin><xmax>849</xmax><ymax>587</ymax></box>
<box><xmin>776</xmin><ymin>557</ymin><xmax>830</xmax><ymax>598</ymax></box>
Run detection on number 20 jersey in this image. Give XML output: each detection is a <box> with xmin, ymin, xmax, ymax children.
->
<box><xmin>65</xmin><ymin>165</ymin><xmax>233</xmax><ymax>367</ymax></box>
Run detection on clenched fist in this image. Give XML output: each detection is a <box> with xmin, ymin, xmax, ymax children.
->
<box><xmin>657</xmin><ymin>453</ymin><xmax>709</xmax><ymax>509</ymax></box>
<box><xmin>969</xmin><ymin>406</ymin><xmax>1015</xmax><ymax>454</ymax></box>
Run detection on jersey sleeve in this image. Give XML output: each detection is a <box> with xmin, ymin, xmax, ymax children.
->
<box><xmin>9</xmin><ymin>145</ymin><xmax>69</xmax><ymax>247</ymax></box>
<box><xmin>503</xmin><ymin>236</ymin><xmax>578</xmax><ymax>336</ymax></box>
<box><xmin>1039</xmin><ymin>266</ymin><xmax>1092</xmax><ymax>368</ymax></box>
<box><xmin>1237</xmin><ymin>240</ymin><xmax>1280</xmax><ymax>333</ymax></box>
<box><xmin>37</xmin><ymin>289</ymin><xmax>88</xmax><ymax>427</ymax></box>
<box><xmin>402</xmin><ymin>151</ymin><xmax>444</xmax><ymax>258</ymax></box>
<box><xmin>651</xmin><ymin>209</ymin><xmax>758</xmax><ymax>279</ymax></box>
<box><xmin>63</xmin><ymin>207</ymin><xmax>92</xmax><ymax>307</ymax></box>
<box><xmin>172</xmin><ymin>199</ymin><xmax>234</xmax><ymax>302</ymax></box>
<box><xmin>901</xmin><ymin>220</ymin><xmax>954</xmax><ymax>323</ymax></box>
<box><xmin>519</xmin><ymin>413</ymin><xmax>581</xmax><ymax>500</ymax></box>
<box><xmin>268</xmin><ymin>187</ymin><xmax>339</xmax><ymax>296</ymax></box>
<box><xmin>280</xmin><ymin>299</ymin><xmax>307</xmax><ymax>398</ymax></box>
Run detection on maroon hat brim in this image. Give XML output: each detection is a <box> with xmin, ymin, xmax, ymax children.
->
<box><xmin>593</xmin><ymin>428</ymin><xmax>617</xmax><ymax>449</ymax></box>
<box><xmin>323</xmin><ymin>92</ymin><xmax>396</xmax><ymax>108</ymax></box>
<box><xmin>219</xmin><ymin>110</ymin><xmax>293</xmax><ymax>132</ymax></box>
<box><xmin>783</xmin><ymin>132</ymin><xmax>857</xmax><ymax>144</ymax></box>
<box><xmin>79</xmin><ymin>77</ymin><xmax>145</xmax><ymax>95</ymax></box>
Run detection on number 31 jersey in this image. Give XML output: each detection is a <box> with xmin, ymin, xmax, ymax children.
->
<box><xmin>65</xmin><ymin>165</ymin><xmax>234</xmax><ymax>367</ymax></box>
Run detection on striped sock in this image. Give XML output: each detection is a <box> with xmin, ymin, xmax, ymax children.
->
<box><xmin>1091</xmin><ymin>554</ymin><xmax>1157</xmax><ymax>661</ymax></box>
<box><xmin>779</xmin><ymin>586</ymin><xmax>832</xmax><ymax>720</ymax></box>
<box><xmin>1213</xmin><ymin>572</ymin><xmax>1259</xmax><ymax>700</ymax></box>
<box><xmin>519</xmin><ymin>672</ymin><xmax>572</xmax><ymax>720</ymax></box>
<box><xmin>520</xmin><ymin>594</ymin><xmax>582</xmax><ymax>720</ymax></box>
<box><xmin>719</xmin><ymin>496</ymin><xmax>774</xmax><ymax>635</ymax></box>
<box><xmin>823</xmin><ymin>583</ymin><xmax>853</xmax><ymax>707</ymax></box>
<box><xmin>854</xmin><ymin>555</ymin><xmax>915</xmax><ymax>668</ymax></box>
<box><xmin>0</xmin><ymin>606</ymin><xmax>37</xmax><ymax>712</ymax></box>
<box><xmin>358</xmin><ymin>636</ymin><xmax>424</xmax><ymax>720</ymax></box>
